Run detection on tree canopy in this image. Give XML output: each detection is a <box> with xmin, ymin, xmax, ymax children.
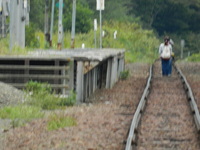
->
<box><xmin>28</xmin><ymin>0</ymin><xmax>200</xmax><ymax>56</ymax></box>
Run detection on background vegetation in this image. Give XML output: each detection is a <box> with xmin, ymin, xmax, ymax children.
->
<box><xmin>2</xmin><ymin>0</ymin><xmax>200</xmax><ymax>61</ymax></box>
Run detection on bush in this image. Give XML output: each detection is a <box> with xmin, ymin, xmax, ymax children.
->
<box><xmin>119</xmin><ymin>70</ymin><xmax>129</xmax><ymax>80</ymax></box>
<box><xmin>58</xmin><ymin>91</ymin><xmax>76</xmax><ymax>106</ymax></box>
<box><xmin>25</xmin><ymin>24</ymin><xmax>40</xmax><ymax>48</ymax></box>
<box><xmin>25</xmin><ymin>81</ymin><xmax>76</xmax><ymax>110</ymax></box>
<box><xmin>25</xmin><ymin>81</ymin><xmax>52</xmax><ymax>95</ymax></box>
<box><xmin>187</xmin><ymin>53</ymin><xmax>200</xmax><ymax>62</ymax></box>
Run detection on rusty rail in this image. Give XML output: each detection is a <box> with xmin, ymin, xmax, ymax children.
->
<box><xmin>174</xmin><ymin>64</ymin><xmax>200</xmax><ymax>131</ymax></box>
<box><xmin>125</xmin><ymin>65</ymin><xmax>153</xmax><ymax>150</ymax></box>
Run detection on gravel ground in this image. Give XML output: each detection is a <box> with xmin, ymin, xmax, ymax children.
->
<box><xmin>0</xmin><ymin>81</ymin><xmax>25</xmax><ymax>108</ymax></box>
<box><xmin>177</xmin><ymin>62</ymin><xmax>200</xmax><ymax>115</ymax></box>
<box><xmin>0</xmin><ymin>63</ymin><xmax>150</xmax><ymax>150</ymax></box>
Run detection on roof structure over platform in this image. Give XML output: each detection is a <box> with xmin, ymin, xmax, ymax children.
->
<box><xmin>28</xmin><ymin>48</ymin><xmax>125</xmax><ymax>61</ymax></box>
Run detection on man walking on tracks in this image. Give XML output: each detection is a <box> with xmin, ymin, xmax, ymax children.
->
<box><xmin>159</xmin><ymin>36</ymin><xmax>173</xmax><ymax>76</ymax></box>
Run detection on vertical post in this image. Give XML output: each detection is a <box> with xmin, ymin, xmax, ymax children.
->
<box><xmin>118</xmin><ymin>55</ymin><xmax>125</xmax><ymax>78</ymax></box>
<box><xmin>70</xmin><ymin>0</ymin><xmax>76</xmax><ymax>49</ymax></box>
<box><xmin>180</xmin><ymin>39</ymin><xmax>185</xmax><ymax>59</ymax></box>
<box><xmin>25</xmin><ymin>0</ymin><xmax>30</xmax><ymax>25</ymax></box>
<box><xmin>54</xmin><ymin>60</ymin><xmax>59</xmax><ymax>93</ymax></box>
<box><xmin>76</xmin><ymin>61</ymin><xmax>84</xmax><ymax>104</ymax></box>
<box><xmin>61</xmin><ymin>66</ymin><xmax>66</xmax><ymax>95</ymax></box>
<box><xmin>20</xmin><ymin>0</ymin><xmax>26</xmax><ymax>47</ymax></box>
<box><xmin>2</xmin><ymin>11</ymin><xmax>5</xmax><ymax>38</ymax></box>
<box><xmin>99</xmin><ymin>9</ymin><xmax>102</xmax><ymax>49</ymax></box>
<box><xmin>44</xmin><ymin>0</ymin><xmax>50</xmax><ymax>46</ymax></box>
<box><xmin>57</xmin><ymin>0</ymin><xmax>63</xmax><ymax>50</ymax></box>
<box><xmin>10</xmin><ymin>0</ymin><xmax>26</xmax><ymax>50</ymax></box>
<box><xmin>106</xmin><ymin>59</ymin><xmax>112</xmax><ymax>89</ymax></box>
<box><xmin>24</xmin><ymin>59</ymin><xmax>29</xmax><ymax>83</ymax></box>
<box><xmin>96</xmin><ymin>0</ymin><xmax>104</xmax><ymax>49</ymax></box>
<box><xmin>9</xmin><ymin>0</ymin><xmax>16</xmax><ymax>50</ymax></box>
<box><xmin>50</xmin><ymin>0</ymin><xmax>55</xmax><ymax>47</ymax></box>
<box><xmin>94</xmin><ymin>19</ymin><xmax>97</xmax><ymax>48</ymax></box>
<box><xmin>110</xmin><ymin>57</ymin><xmax>118</xmax><ymax>88</ymax></box>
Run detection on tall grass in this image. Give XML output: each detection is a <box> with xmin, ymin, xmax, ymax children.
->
<box><xmin>47</xmin><ymin>113</ymin><xmax>77</xmax><ymax>131</ymax></box>
<box><xmin>0</xmin><ymin>105</ymin><xmax>44</xmax><ymax>127</ymax></box>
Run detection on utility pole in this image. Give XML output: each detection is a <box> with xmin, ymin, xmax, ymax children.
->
<box><xmin>10</xmin><ymin>0</ymin><xmax>27</xmax><ymax>50</ymax></box>
<box><xmin>96</xmin><ymin>0</ymin><xmax>104</xmax><ymax>49</ymax></box>
<box><xmin>0</xmin><ymin>0</ymin><xmax>5</xmax><ymax>38</ymax></box>
<box><xmin>70</xmin><ymin>0</ymin><xmax>76</xmax><ymax>49</ymax></box>
<box><xmin>50</xmin><ymin>0</ymin><xmax>55</xmax><ymax>47</ymax></box>
<box><xmin>44</xmin><ymin>0</ymin><xmax>50</xmax><ymax>46</ymax></box>
<box><xmin>94</xmin><ymin>19</ymin><xmax>97</xmax><ymax>48</ymax></box>
<box><xmin>57</xmin><ymin>0</ymin><xmax>63</xmax><ymax>50</ymax></box>
<box><xmin>1</xmin><ymin>0</ymin><xmax>11</xmax><ymax>38</ymax></box>
<box><xmin>25</xmin><ymin>0</ymin><xmax>30</xmax><ymax>25</ymax></box>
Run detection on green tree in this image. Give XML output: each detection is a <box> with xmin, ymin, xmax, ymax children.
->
<box><xmin>83</xmin><ymin>0</ymin><xmax>134</xmax><ymax>22</ymax></box>
<box><xmin>30</xmin><ymin>0</ymin><xmax>45</xmax><ymax>30</ymax></box>
<box><xmin>129</xmin><ymin>0</ymin><xmax>200</xmax><ymax>35</ymax></box>
<box><xmin>49</xmin><ymin>0</ymin><xmax>93</xmax><ymax>33</ymax></box>
<box><xmin>152</xmin><ymin>2</ymin><xmax>189</xmax><ymax>35</ymax></box>
<box><xmin>61</xmin><ymin>1</ymin><xmax>93</xmax><ymax>33</ymax></box>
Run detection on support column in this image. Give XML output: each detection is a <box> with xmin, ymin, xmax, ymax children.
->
<box><xmin>110</xmin><ymin>56</ymin><xmax>118</xmax><ymax>88</ymax></box>
<box><xmin>76</xmin><ymin>61</ymin><xmax>84</xmax><ymax>104</ymax></box>
<box><xmin>118</xmin><ymin>56</ymin><xmax>125</xmax><ymax>78</ymax></box>
<box><xmin>92</xmin><ymin>68</ymin><xmax>97</xmax><ymax>92</ymax></box>
<box><xmin>106</xmin><ymin>58</ymin><xmax>112</xmax><ymax>89</ymax></box>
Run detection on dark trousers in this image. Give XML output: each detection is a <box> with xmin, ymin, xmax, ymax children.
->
<box><xmin>161</xmin><ymin>59</ymin><xmax>170</xmax><ymax>76</ymax></box>
<box><xmin>169</xmin><ymin>58</ymin><xmax>172</xmax><ymax>75</ymax></box>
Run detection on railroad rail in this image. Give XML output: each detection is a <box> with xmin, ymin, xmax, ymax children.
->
<box><xmin>125</xmin><ymin>60</ymin><xmax>200</xmax><ymax>150</ymax></box>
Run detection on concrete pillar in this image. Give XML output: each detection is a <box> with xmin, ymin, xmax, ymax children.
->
<box><xmin>118</xmin><ymin>56</ymin><xmax>125</xmax><ymax>78</ymax></box>
<box><xmin>110</xmin><ymin>56</ymin><xmax>118</xmax><ymax>88</ymax></box>
<box><xmin>106</xmin><ymin>58</ymin><xmax>112</xmax><ymax>89</ymax></box>
<box><xmin>76</xmin><ymin>61</ymin><xmax>84</xmax><ymax>104</ymax></box>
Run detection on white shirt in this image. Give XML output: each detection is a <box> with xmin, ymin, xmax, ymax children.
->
<box><xmin>159</xmin><ymin>43</ymin><xmax>172</xmax><ymax>56</ymax></box>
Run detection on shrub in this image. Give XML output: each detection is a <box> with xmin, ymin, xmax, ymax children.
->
<box><xmin>25</xmin><ymin>81</ymin><xmax>76</xmax><ymax>110</ymax></box>
<box><xmin>58</xmin><ymin>91</ymin><xmax>76</xmax><ymax>106</ymax></box>
<box><xmin>187</xmin><ymin>53</ymin><xmax>200</xmax><ymax>62</ymax></box>
<box><xmin>119</xmin><ymin>70</ymin><xmax>129</xmax><ymax>80</ymax></box>
<box><xmin>25</xmin><ymin>24</ymin><xmax>40</xmax><ymax>48</ymax></box>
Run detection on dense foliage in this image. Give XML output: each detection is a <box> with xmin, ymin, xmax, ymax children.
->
<box><xmin>2</xmin><ymin>0</ymin><xmax>200</xmax><ymax>61</ymax></box>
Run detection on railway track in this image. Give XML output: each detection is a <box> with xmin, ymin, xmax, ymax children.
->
<box><xmin>125</xmin><ymin>60</ymin><xmax>200</xmax><ymax>150</ymax></box>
